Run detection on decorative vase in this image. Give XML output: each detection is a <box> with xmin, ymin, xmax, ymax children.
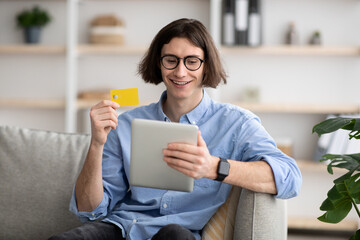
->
<box><xmin>24</xmin><ymin>27</ymin><xmax>41</xmax><ymax>44</ymax></box>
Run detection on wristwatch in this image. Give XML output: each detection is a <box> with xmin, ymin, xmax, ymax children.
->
<box><xmin>215</xmin><ymin>158</ymin><xmax>230</xmax><ymax>181</ymax></box>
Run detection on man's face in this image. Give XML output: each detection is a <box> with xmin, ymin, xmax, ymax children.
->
<box><xmin>160</xmin><ymin>37</ymin><xmax>205</xmax><ymax>102</ymax></box>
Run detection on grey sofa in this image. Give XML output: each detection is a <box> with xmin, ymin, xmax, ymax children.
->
<box><xmin>0</xmin><ymin>125</ymin><xmax>287</xmax><ymax>240</ymax></box>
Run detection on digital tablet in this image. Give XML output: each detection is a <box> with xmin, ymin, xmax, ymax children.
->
<box><xmin>130</xmin><ymin>118</ymin><xmax>198</xmax><ymax>192</ymax></box>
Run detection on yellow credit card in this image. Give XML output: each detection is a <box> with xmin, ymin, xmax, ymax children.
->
<box><xmin>110</xmin><ymin>88</ymin><xmax>139</xmax><ymax>107</ymax></box>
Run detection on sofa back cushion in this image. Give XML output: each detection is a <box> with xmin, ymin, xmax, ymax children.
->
<box><xmin>0</xmin><ymin>126</ymin><xmax>90</xmax><ymax>240</ymax></box>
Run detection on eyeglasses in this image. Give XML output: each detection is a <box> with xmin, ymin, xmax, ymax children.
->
<box><xmin>160</xmin><ymin>55</ymin><xmax>204</xmax><ymax>71</ymax></box>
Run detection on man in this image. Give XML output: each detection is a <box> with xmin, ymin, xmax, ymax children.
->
<box><xmin>50</xmin><ymin>18</ymin><xmax>301</xmax><ymax>240</ymax></box>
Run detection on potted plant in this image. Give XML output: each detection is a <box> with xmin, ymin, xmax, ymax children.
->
<box><xmin>313</xmin><ymin>117</ymin><xmax>360</xmax><ymax>240</ymax></box>
<box><xmin>16</xmin><ymin>5</ymin><xmax>51</xmax><ymax>44</ymax></box>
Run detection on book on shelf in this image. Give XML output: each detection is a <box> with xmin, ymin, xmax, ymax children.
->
<box><xmin>222</xmin><ymin>0</ymin><xmax>235</xmax><ymax>45</ymax></box>
<box><xmin>235</xmin><ymin>0</ymin><xmax>248</xmax><ymax>45</ymax></box>
<box><xmin>222</xmin><ymin>0</ymin><xmax>262</xmax><ymax>47</ymax></box>
<box><xmin>313</xmin><ymin>114</ymin><xmax>360</xmax><ymax>162</ymax></box>
<box><xmin>247</xmin><ymin>0</ymin><xmax>261</xmax><ymax>46</ymax></box>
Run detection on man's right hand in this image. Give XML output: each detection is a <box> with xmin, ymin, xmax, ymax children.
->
<box><xmin>89</xmin><ymin>100</ymin><xmax>120</xmax><ymax>147</ymax></box>
<box><xmin>75</xmin><ymin>100</ymin><xmax>119</xmax><ymax>212</ymax></box>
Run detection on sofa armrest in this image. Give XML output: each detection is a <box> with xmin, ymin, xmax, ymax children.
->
<box><xmin>233</xmin><ymin>188</ymin><xmax>287</xmax><ymax>240</ymax></box>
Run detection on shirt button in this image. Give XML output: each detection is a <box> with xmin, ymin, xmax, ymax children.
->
<box><xmin>163</xmin><ymin>203</ymin><xmax>168</xmax><ymax>209</ymax></box>
<box><xmin>192</xmin><ymin>121</ymin><xmax>196</xmax><ymax>124</ymax></box>
<box><xmin>133</xmin><ymin>219</ymin><xmax>137</xmax><ymax>223</ymax></box>
<box><xmin>91</xmin><ymin>213</ymin><xmax>95</xmax><ymax>217</ymax></box>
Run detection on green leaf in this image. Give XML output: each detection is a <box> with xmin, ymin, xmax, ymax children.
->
<box><xmin>312</xmin><ymin>117</ymin><xmax>360</xmax><ymax>140</ymax></box>
<box><xmin>335</xmin><ymin>171</ymin><xmax>356</xmax><ymax>184</ymax></box>
<box><xmin>344</xmin><ymin>119</ymin><xmax>360</xmax><ymax>140</ymax></box>
<box><xmin>318</xmin><ymin>201</ymin><xmax>352</xmax><ymax>223</ymax></box>
<box><xmin>328</xmin><ymin>184</ymin><xmax>344</xmax><ymax>200</ymax></box>
<box><xmin>313</xmin><ymin>117</ymin><xmax>353</xmax><ymax>135</ymax></box>
<box><xmin>314</xmin><ymin>117</ymin><xmax>360</xmax><ymax>236</ymax></box>
<box><xmin>319</xmin><ymin>154</ymin><xmax>360</xmax><ymax>176</ymax></box>
<box><xmin>350</xmin><ymin>229</ymin><xmax>360</xmax><ymax>240</ymax></box>
<box><xmin>318</xmin><ymin>175</ymin><xmax>360</xmax><ymax>224</ymax></box>
<box><xmin>319</xmin><ymin>197</ymin><xmax>335</xmax><ymax>211</ymax></box>
<box><xmin>347</xmin><ymin>173</ymin><xmax>360</xmax><ymax>198</ymax></box>
<box><xmin>16</xmin><ymin>5</ymin><xmax>51</xmax><ymax>28</ymax></box>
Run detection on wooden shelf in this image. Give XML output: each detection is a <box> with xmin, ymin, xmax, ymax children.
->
<box><xmin>221</xmin><ymin>45</ymin><xmax>360</xmax><ymax>57</ymax></box>
<box><xmin>288</xmin><ymin>217</ymin><xmax>358</xmax><ymax>232</ymax></box>
<box><xmin>78</xmin><ymin>44</ymin><xmax>147</xmax><ymax>55</ymax></box>
<box><xmin>1</xmin><ymin>45</ymin><xmax>359</xmax><ymax>57</ymax></box>
<box><xmin>77</xmin><ymin>45</ymin><xmax>360</xmax><ymax>57</ymax></box>
<box><xmin>0</xmin><ymin>98</ymin><xmax>65</xmax><ymax>109</ymax></box>
<box><xmin>233</xmin><ymin>102</ymin><xmax>360</xmax><ymax>114</ymax></box>
<box><xmin>0</xmin><ymin>45</ymin><xmax>66</xmax><ymax>54</ymax></box>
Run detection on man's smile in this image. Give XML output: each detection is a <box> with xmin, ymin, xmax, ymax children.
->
<box><xmin>171</xmin><ymin>80</ymin><xmax>192</xmax><ymax>86</ymax></box>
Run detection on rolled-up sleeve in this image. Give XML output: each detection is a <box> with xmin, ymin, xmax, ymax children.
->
<box><xmin>69</xmin><ymin>127</ymin><xmax>129</xmax><ymax>220</ymax></box>
<box><xmin>262</xmin><ymin>154</ymin><xmax>302</xmax><ymax>199</ymax></box>
<box><xmin>237</xmin><ymin>116</ymin><xmax>302</xmax><ymax>199</ymax></box>
<box><xmin>69</xmin><ymin>187</ymin><xmax>110</xmax><ymax>222</ymax></box>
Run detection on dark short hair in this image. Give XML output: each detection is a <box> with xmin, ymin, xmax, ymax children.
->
<box><xmin>138</xmin><ymin>18</ymin><xmax>227</xmax><ymax>88</ymax></box>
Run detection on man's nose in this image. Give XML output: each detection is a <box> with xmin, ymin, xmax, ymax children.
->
<box><xmin>174</xmin><ymin>59</ymin><xmax>187</xmax><ymax>77</ymax></box>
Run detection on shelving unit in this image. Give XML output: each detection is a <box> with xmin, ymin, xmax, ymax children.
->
<box><xmin>0</xmin><ymin>98</ymin><xmax>65</xmax><ymax>109</ymax></box>
<box><xmin>0</xmin><ymin>45</ymin><xmax>66</xmax><ymax>54</ymax></box>
<box><xmin>221</xmin><ymin>45</ymin><xmax>360</xmax><ymax>56</ymax></box>
<box><xmin>77</xmin><ymin>44</ymin><xmax>147</xmax><ymax>55</ymax></box>
<box><xmin>235</xmin><ymin>102</ymin><xmax>360</xmax><ymax>114</ymax></box>
<box><xmin>2</xmin><ymin>42</ymin><xmax>359</xmax><ymax>113</ymax></box>
<box><xmin>78</xmin><ymin>45</ymin><xmax>360</xmax><ymax>56</ymax></box>
<box><xmin>3</xmin><ymin>44</ymin><xmax>358</xmax><ymax>56</ymax></box>
<box><xmin>288</xmin><ymin>217</ymin><xmax>358</xmax><ymax>233</ymax></box>
<box><xmin>65</xmin><ymin>0</ymin><xmax>79</xmax><ymax>133</ymax></box>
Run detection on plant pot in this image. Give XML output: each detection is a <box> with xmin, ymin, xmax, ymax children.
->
<box><xmin>24</xmin><ymin>27</ymin><xmax>41</xmax><ymax>44</ymax></box>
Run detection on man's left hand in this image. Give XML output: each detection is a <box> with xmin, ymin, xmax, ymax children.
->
<box><xmin>163</xmin><ymin>131</ymin><xmax>218</xmax><ymax>180</ymax></box>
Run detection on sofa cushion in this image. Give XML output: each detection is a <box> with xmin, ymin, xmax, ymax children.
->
<box><xmin>0</xmin><ymin>126</ymin><xmax>90</xmax><ymax>240</ymax></box>
<box><xmin>202</xmin><ymin>186</ymin><xmax>241</xmax><ymax>240</ymax></box>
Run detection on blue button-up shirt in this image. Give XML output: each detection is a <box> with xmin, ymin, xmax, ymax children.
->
<box><xmin>70</xmin><ymin>90</ymin><xmax>302</xmax><ymax>240</ymax></box>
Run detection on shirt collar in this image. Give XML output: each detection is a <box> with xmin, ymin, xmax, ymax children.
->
<box><xmin>155</xmin><ymin>89</ymin><xmax>212</xmax><ymax>125</ymax></box>
<box><xmin>156</xmin><ymin>91</ymin><xmax>169</xmax><ymax>122</ymax></box>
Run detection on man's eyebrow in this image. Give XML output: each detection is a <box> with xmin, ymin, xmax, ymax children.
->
<box><xmin>162</xmin><ymin>53</ymin><xmax>203</xmax><ymax>58</ymax></box>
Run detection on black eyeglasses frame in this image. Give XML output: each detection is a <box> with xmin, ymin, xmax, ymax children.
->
<box><xmin>160</xmin><ymin>55</ymin><xmax>205</xmax><ymax>71</ymax></box>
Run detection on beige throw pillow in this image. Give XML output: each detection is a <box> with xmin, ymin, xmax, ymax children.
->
<box><xmin>202</xmin><ymin>186</ymin><xmax>241</xmax><ymax>240</ymax></box>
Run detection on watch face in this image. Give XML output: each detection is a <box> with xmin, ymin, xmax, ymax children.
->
<box><xmin>218</xmin><ymin>160</ymin><xmax>230</xmax><ymax>176</ymax></box>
